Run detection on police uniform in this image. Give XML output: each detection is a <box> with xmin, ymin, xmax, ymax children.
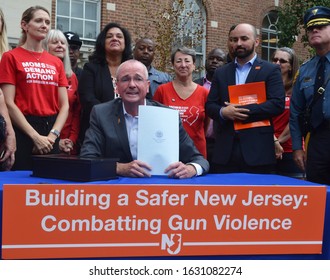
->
<box><xmin>290</xmin><ymin>6</ymin><xmax>330</xmax><ymax>185</ymax></box>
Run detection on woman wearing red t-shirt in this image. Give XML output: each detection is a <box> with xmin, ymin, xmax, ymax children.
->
<box><xmin>272</xmin><ymin>47</ymin><xmax>303</xmax><ymax>178</ymax></box>
<box><xmin>0</xmin><ymin>6</ymin><xmax>69</xmax><ymax>170</ymax></box>
<box><xmin>43</xmin><ymin>29</ymin><xmax>81</xmax><ymax>155</ymax></box>
<box><xmin>153</xmin><ymin>47</ymin><xmax>209</xmax><ymax>158</ymax></box>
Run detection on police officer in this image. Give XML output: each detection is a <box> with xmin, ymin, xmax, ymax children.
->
<box><xmin>290</xmin><ymin>6</ymin><xmax>330</xmax><ymax>184</ymax></box>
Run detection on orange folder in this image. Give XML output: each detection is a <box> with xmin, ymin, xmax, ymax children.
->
<box><xmin>228</xmin><ymin>81</ymin><xmax>271</xmax><ymax>130</ymax></box>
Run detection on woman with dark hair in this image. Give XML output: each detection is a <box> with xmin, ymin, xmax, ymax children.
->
<box><xmin>78</xmin><ymin>22</ymin><xmax>132</xmax><ymax>146</ymax></box>
<box><xmin>0</xmin><ymin>6</ymin><xmax>69</xmax><ymax>170</ymax></box>
<box><xmin>153</xmin><ymin>47</ymin><xmax>209</xmax><ymax>158</ymax></box>
<box><xmin>271</xmin><ymin>47</ymin><xmax>303</xmax><ymax>178</ymax></box>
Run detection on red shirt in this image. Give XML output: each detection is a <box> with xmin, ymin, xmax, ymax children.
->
<box><xmin>273</xmin><ymin>96</ymin><xmax>292</xmax><ymax>153</ymax></box>
<box><xmin>60</xmin><ymin>73</ymin><xmax>81</xmax><ymax>154</ymax></box>
<box><xmin>154</xmin><ymin>82</ymin><xmax>209</xmax><ymax>158</ymax></box>
<box><xmin>0</xmin><ymin>47</ymin><xmax>67</xmax><ymax>116</ymax></box>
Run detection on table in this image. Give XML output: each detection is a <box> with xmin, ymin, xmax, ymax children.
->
<box><xmin>1</xmin><ymin>171</ymin><xmax>329</xmax><ymax>259</ymax></box>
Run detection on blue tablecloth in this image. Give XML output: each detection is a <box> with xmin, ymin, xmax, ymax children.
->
<box><xmin>0</xmin><ymin>171</ymin><xmax>329</xmax><ymax>259</ymax></box>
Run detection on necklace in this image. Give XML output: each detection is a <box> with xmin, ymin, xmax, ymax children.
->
<box><xmin>27</xmin><ymin>50</ymin><xmax>44</xmax><ymax>61</ymax></box>
<box><xmin>23</xmin><ymin>46</ymin><xmax>44</xmax><ymax>61</ymax></box>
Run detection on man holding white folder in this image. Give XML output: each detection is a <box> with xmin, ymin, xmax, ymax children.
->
<box><xmin>80</xmin><ymin>59</ymin><xmax>209</xmax><ymax>178</ymax></box>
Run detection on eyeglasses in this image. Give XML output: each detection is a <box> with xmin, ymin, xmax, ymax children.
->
<box><xmin>69</xmin><ymin>45</ymin><xmax>80</xmax><ymax>51</ymax></box>
<box><xmin>272</xmin><ymin>58</ymin><xmax>289</xmax><ymax>64</ymax></box>
<box><xmin>118</xmin><ymin>76</ymin><xmax>147</xmax><ymax>84</ymax></box>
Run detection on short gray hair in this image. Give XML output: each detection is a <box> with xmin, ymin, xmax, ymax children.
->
<box><xmin>171</xmin><ymin>47</ymin><xmax>196</xmax><ymax>64</ymax></box>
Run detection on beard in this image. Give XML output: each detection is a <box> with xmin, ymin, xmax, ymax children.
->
<box><xmin>234</xmin><ymin>44</ymin><xmax>255</xmax><ymax>59</ymax></box>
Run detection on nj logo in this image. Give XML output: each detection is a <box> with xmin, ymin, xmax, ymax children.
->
<box><xmin>161</xmin><ymin>234</ymin><xmax>182</xmax><ymax>255</ymax></box>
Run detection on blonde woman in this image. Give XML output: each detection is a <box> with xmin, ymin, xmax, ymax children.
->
<box><xmin>43</xmin><ymin>29</ymin><xmax>81</xmax><ymax>155</ymax></box>
<box><xmin>0</xmin><ymin>8</ymin><xmax>9</xmax><ymax>59</ymax></box>
<box><xmin>0</xmin><ymin>6</ymin><xmax>69</xmax><ymax>170</ymax></box>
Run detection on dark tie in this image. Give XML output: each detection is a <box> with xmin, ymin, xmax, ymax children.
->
<box><xmin>311</xmin><ymin>56</ymin><xmax>326</xmax><ymax>129</ymax></box>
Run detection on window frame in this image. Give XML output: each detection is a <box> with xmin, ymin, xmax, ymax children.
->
<box><xmin>55</xmin><ymin>0</ymin><xmax>101</xmax><ymax>46</ymax></box>
<box><xmin>261</xmin><ymin>10</ymin><xmax>279</xmax><ymax>61</ymax></box>
<box><xmin>174</xmin><ymin>0</ymin><xmax>206</xmax><ymax>79</ymax></box>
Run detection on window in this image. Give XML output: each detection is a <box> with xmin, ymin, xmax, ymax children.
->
<box><xmin>261</xmin><ymin>10</ymin><xmax>279</xmax><ymax>61</ymax></box>
<box><xmin>174</xmin><ymin>0</ymin><xmax>206</xmax><ymax>79</ymax></box>
<box><xmin>56</xmin><ymin>0</ymin><xmax>100</xmax><ymax>45</ymax></box>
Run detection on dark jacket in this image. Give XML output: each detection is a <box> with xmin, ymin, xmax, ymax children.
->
<box><xmin>205</xmin><ymin>57</ymin><xmax>285</xmax><ymax>166</ymax></box>
<box><xmin>80</xmin><ymin>98</ymin><xmax>209</xmax><ymax>174</ymax></box>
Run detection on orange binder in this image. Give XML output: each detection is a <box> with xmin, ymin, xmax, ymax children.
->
<box><xmin>228</xmin><ymin>81</ymin><xmax>271</xmax><ymax>130</ymax></box>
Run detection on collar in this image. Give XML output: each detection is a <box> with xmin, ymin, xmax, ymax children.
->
<box><xmin>148</xmin><ymin>65</ymin><xmax>156</xmax><ymax>75</ymax></box>
<box><xmin>235</xmin><ymin>53</ymin><xmax>257</xmax><ymax>68</ymax></box>
<box><xmin>202</xmin><ymin>77</ymin><xmax>212</xmax><ymax>89</ymax></box>
<box><xmin>122</xmin><ymin>99</ymin><xmax>147</xmax><ymax>117</ymax></box>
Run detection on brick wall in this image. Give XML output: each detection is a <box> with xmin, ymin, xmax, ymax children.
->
<box><xmin>100</xmin><ymin>0</ymin><xmax>310</xmax><ymax>62</ymax></box>
<box><xmin>50</xmin><ymin>0</ymin><xmax>310</xmax><ymax>66</ymax></box>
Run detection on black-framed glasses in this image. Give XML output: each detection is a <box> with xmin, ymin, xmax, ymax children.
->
<box><xmin>273</xmin><ymin>58</ymin><xmax>289</xmax><ymax>64</ymax></box>
<box><xmin>69</xmin><ymin>45</ymin><xmax>80</xmax><ymax>51</ymax></box>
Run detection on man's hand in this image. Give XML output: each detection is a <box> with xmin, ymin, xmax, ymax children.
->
<box><xmin>165</xmin><ymin>161</ymin><xmax>196</xmax><ymax>179</ymax></box>
<box><xmin>116</xmin><ymin>160</ymin><xmax>152</xmax><ymax>177</ymax></box>
<box><xmin>293</xmin><ymin>150</ymin><xmax>306</xmax><ymax>172</ymax></box>
<box><xmin>222</xmin><ymin>101</ymin><xmax>250</xmax><ymax>121</ymax></box>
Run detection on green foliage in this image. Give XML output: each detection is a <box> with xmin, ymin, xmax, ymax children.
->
<box><xmin>277</xmin><ymin>0</ymin><xmax>330</xmax><ymax>48</ymax></box>
<box><xmin>136</xmin><ymin>0</ymin><xmax>205</xmax><ymax>72</ymax></box>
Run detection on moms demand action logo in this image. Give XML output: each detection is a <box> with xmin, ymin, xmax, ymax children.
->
<box><xmin>161</xmin><ymin>234</ymin><xmax>182</xmax><ymax>254</ymax></box>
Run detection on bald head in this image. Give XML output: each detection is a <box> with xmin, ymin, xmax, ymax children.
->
<box><xmin>230</xmin><ymin>23</ymin><xmax>259</xmax><ymax>63</ymax></box>
<box><xmin>233</xmin><ymin>23</ymin><xmax>258</xmax><ymax>39</ymax></box>
<box><xmin>116</xmin><ymin>59</ymin><xmax>149</xmax><ymax>80</ymax></box>
<box><xmin>133</xmin><ymin>38</ymin><xmax>155</xmax><ymax>67</ymax></box>
<box><xmin>115</xmin><ymin>59</ymin><xmax>150</xmax><ymax>115</ymax></box>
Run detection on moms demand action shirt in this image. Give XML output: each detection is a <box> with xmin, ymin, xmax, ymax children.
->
<box><xmin>0</xmin><ymin>47</ymin><xmax>68</xmax><ymax>116</ymax></box>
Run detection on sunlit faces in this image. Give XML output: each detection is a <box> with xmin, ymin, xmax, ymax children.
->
<box><xmin>22</xmin><ymin>10</ymin><xmax>50</xmax><ymax>41</ymax></box>
<box><xmin>272</xmin><ymin>50</ymin><xmax>291</xmax><ymax>76</ymax></box>
<box><xmin>173</xmin><ymin>51</ymin><xmax>195</xmax><ymax>77</ymax></box>
<box><xmin>105</xmin><ymin>27</ymin><xmax>125</xmax><ymax>54</ymax></box>
<box><xmin>47</xmin><ymin>38</ymin><xmax>67</xmax><ymax>60</ymax></box>
<box><xmin>116</xmin><ymin>61</ymin><xmax>150</xmax><ymax>103</ymax></box>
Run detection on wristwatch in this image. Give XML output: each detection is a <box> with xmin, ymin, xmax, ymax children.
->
<box><xmin>50</xmin><ymin>129</ymin><xmax>60</xmax><ymax>138</ymax></box>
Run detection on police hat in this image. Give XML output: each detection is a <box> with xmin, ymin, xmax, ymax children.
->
<box><xmin>64</xmin><ymin>31</ymin><xmax>82</xmax><ymax>47</ymax></box>
<box><xmin>304</xmin><ymin>6</ymin><xmax>330</xmax><ymax>28</ymax></box>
